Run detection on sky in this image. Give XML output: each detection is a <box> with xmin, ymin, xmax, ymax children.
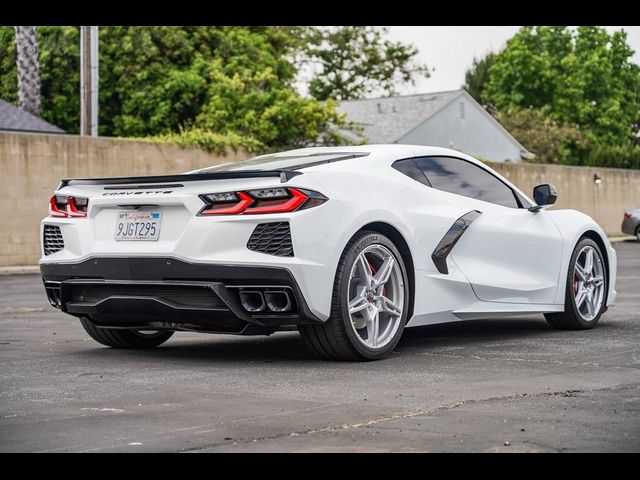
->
<box><xmin>385</xmin><ymin>26</ymin><xmax>640</xmax><ymax>94</ymax></box>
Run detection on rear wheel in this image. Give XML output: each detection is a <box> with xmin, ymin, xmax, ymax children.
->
<box><xmin>636</xmin><ymin>225</ymin><xmax>640</xmax><ymax>242</ymax></box>
<box><xmin>79</xmin><ymin>317</ymin><xmax>174</xmax><ymax>349</ymax></box>
<box><xmin>545</xmin><ymin>237</ymin><xmax>607</xmax><ymax>330</ymax></box>
<box><xmin>299</xmin><ymin>231</ymin><xmax>410</xmax><ymax>361</ymax></box>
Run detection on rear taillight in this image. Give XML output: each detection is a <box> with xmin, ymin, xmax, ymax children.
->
<box><xmin>624</xmin><ymin>212</ymin><xmax>631</xmax><ymax>220</ymax></box>
<box><xmin>198</xmin><ymin>188</ymin><xmax>327</xmax><ymax>216</ymax></box>
<box><xmin>48</xmin><ymin>195</ymin><xmax>89</xmax><ymax>218</ymax></box>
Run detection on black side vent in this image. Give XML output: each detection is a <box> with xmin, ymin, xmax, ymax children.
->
<box><xmin>247</xmin><ymin>222</ymin><xmax>294</xmax><ymax>257</ymax></box>
<box><xmin>43</xmin><ymin>225</ymin><xmax>64</xmax><ymax>255</ymax></box>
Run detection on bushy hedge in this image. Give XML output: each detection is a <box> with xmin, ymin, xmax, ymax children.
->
<box><xmin>139</xmin><ymin>129</ymin><xmax>263</xmax><ymax>155</ymax></box>
<box><xmin>497</xmin><ymin>107</ymin><xmax>640</xmax><ymax>170</ymax></box>
<box><xmin>581</xmin><ymin>144</ymin><xmax>640</xmax><ymax>170</ymax></box>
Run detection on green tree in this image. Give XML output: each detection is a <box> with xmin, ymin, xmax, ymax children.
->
<box><xmin>463</xmin><ymin>52</ymin><xmax>495</xmax><ymax>103</ymax></box>
<box><xmin>1</xmin><ymin>26</ymin><xmax>79</xmax><ymax>131</ymax></box>
<box><xmin>303</xmin><ymin>26</ymin><xmax>429</xmax><ymax>101</ymax></box>
<box><xmin>485</xmin><ymin>26</ymin><xmax>640</xmax><ymax>147</ymax></box>
<box><xmin>495</xmin><ymin>107</ymin><xmax>590</xmax><ymax>164</ymax></box>
<box><xmin>0</xmin><ymin>26</ymin><xmax>425</xmax><ymax>151</ymax></box>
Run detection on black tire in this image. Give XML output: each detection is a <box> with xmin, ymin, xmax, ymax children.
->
<box><xmin>635</xmin><ymin>225</ymin><xmax>640</xmax><ymax>242</ymax></box>
<box><xmin>299</xmin><ymin>230</ymin><xmax>410</xmax><ymax>361</ymax></box>
<box><xmin>79</xmin><ymin>317</ymin><xmax>174</xmax><ymax>349</ymax></box>
<box><xmin>544</xmin><ymin>237</ymin><xmax>607</xmax><ymax>330</ymax></box>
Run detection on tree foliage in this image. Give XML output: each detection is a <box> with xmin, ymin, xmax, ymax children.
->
<box><xmin>303</xmin><ymin>26</ymin><xmax>429</xmax><ymax>101</ymax></box>
<box><xmin>497</xmin><ymin>106</ymin><xmax>640</xmax><ymax>169</ymax></box>
<box><xmin>0</xmin><ymin>26</ymin><xmax>80</xmax><ymax>131</ymax></box>
<box><xmin>484</xmin><ymin>26</ymin><xmax>640</xmax><ymax>147</ymax></box>
<box><xmin>495</xmin><ymin>107</ymin><xmax>590</xmax><ymax>164</ymax></box>
<box><xmin>0</xmin><ymin>26</ymin><xmax>424</xmax><ymax>151</ymax></box>
<box><xmin>463</xmin><ymin>52</ymin><xmax>495</xmax><ymax>103</ymax></box>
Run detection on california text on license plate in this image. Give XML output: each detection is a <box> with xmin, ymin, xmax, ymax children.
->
<box><xmin>115</xmin><ymin>212</ymin><xmax>161</xmax><ymax>241</ymax></box>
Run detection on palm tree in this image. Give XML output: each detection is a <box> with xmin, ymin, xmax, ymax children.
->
<box><xmin>14</xmin><ymin>26</ymin><xmax>41</xmax><ymax>116</ymax></box>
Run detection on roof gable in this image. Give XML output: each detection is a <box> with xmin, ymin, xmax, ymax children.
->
<box><xmin>338</xmin><ymin>89</ymin><xmax>532</xmax><ymax>158</ymax></box>
<box><xmin>337</xmin><ymin>89</ymin><xmax>463</xmax><ymax>143</ymax></box>
<box><xmin>0</xmin><ymin>99</ymin><xmax>65</xmax><ymax>134</ymax></box>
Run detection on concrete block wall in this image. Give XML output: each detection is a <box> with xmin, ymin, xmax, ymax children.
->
<box><xmin>1</xmin><ymin>132</ymin><xmax>639</xmax><ymax>266</ymax></box>
<box><xmin>0</xmin><ymin>132</ymin><xmax>244</xmax><ymax>266</ymax></box>
<box><xmin>491</xmin><ymin>162</ymin><xmax>640</xmax><ymax>235</ymax></box>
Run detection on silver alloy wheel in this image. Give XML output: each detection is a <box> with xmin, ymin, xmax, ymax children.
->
<box><xmin>573</xmin><ymin>245</ymin><xmax>605</xmax><ymax>321</ymax></box>
<box><xmin>347</xmin><ymin>244</ymin><xmax>404</xmax><ymax>349</ymax></box>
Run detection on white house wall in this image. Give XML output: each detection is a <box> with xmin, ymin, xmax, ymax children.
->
<box><xmin>398</xmin><ymin>96</ymin><xmax>524</xmax><ymax>163</ymax></box>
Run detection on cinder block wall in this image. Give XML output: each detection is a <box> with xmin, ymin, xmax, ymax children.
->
<box><xmin>1</xmin><ymin>132</ymin><xmax>639</xmax><ymax>267</ymax></box>
<box><xmin>491</xmin><ymin>162</ymin><xmax>640</xmax><ymax>235</ymax></box>
<box><xmin>0</xmin><ymin>132</ymin><xmax>245</xmax><ymax>266</ymax></box>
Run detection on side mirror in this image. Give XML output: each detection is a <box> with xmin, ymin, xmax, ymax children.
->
<box><xmin>529</xmin><ymin>184</ymin><xmax>557</xmax><ymax>212</ymax></box>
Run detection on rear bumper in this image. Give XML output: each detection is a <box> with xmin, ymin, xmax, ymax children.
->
<box><xmin>40</xmin><ymin>257</ymin><xmax>323</xmax><ymax>333</ymax></box>
<box><xmin>621</xmin><ymin>218</ymin><xmax>638</xmax><ymax>236</ymax></box>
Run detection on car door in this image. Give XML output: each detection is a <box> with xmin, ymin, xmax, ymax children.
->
<box><xmin>414</xmin><ymin>156</ymin><xmax>564</xmax><ymax>305</ymax></box>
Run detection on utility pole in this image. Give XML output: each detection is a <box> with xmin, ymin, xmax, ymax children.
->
<box><xmin>80</xmin><ymin>26</ymin><xmax>99</xmax><ymax>136</ymax></box>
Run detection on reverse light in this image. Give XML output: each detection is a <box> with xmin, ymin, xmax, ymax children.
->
<box><xmin>48</xmin><ymin>195</ymin><xmax>89</xmax><ymax>218</ymax></box>
<box><xmin>204</xmin><ymin>192</ymin><xmax>239</xmax><ymax>202</ymax></box>
<box><xmin>248</xmin><ymin>188</ymin><xmax>289</xmax><ymax>199</ymax></box>
<box><xmin>198</xmin><ymin>188</ymin><xmax>328</xmax><ymax>216</ymax></box>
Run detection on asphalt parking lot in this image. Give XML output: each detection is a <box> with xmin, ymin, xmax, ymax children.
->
<box><xmin>1</xmin><ymin>241</ymin><xmax>639</xmax><ymax>453</ymax></box>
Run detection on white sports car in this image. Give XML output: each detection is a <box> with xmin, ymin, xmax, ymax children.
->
<box><xmin>40</xmin><ymin>145</ymin><xmax>617</xmax><ymax>361</ymax></box>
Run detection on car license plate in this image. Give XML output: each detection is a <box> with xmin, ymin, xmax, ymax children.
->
<box><xmin>115</xmin><ymin>212</ymin><xmax>161</xmax><ymax>241</ymax></box>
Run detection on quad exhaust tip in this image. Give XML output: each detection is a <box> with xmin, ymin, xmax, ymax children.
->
<box><xmin>239</xmin><ymin>291</ymin><xmax>266</xmax><ymax>312</ymax></box>
<box><xmin>239</xmin><ymin>289</ymin><xmax>292</xmax><ymax>313</ymax></box>
<box><xmin>264</xmin><ymin>290</ymin><xmax>291</xmax><ymax>313</ymax></box>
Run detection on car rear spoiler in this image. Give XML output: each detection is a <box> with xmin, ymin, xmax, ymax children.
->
<box><xmin>57</xmin><ymin>169</ymin><xmax>303</xmax><ymax>189</ymax></box>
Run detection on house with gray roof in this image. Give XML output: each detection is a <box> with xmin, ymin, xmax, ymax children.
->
<box><xmin>0</xmin><ymin>99</ymin><xmax>65</xmax><ymax>134</ymax></box>
<box><xmin>338</xmin><ymin>89</ymin><xmax>533</xmax><ymax>163</ymax></box>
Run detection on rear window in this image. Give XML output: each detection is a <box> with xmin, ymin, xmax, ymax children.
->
<box><xmin>197</xmin><ymin>152</ymin><xmax>369</xmax><ymax>173</ymax></box>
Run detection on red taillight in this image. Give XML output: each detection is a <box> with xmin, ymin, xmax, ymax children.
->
<box><xmin>48</xmin><ymin>195</ymin><xmax>88</xmax><ymax>218</ymax></box>
<box><xmin>624</xmin><ymin>212</ymin><xmax>631</xmax><ymax>220</ymax></box>
<box><xmin>198</xmin><ymin>188</ymin><xmax>327</xmax><ymax>216</ymax></box>
<box><xmin>199</xmin><ymin>192</ymin><xmax>254</xmax><ymax>216</ymax></box>
<box><xmin>244</xmin><ymin>188</ymin><xmax>308</xmax><ymax>214</ymax></box>
<box><xmin>48</xmin><ymin>196</ymin><xmax>67</xmax><ymax>217</ymax></box>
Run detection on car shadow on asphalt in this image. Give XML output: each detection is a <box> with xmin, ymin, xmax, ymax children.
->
<box><xmin>71</xmin><ymin>316</ymin><xmax>622</xmax><ymax>364</ymax></box>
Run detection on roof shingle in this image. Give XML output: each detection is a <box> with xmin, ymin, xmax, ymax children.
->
<box><xmin>0</xmin><ymin>99</ymin><xmax>65</xmax><ymax>134</ymax></box>
<box><xmin>337</xmin><ymin>89</ymin><xmax>463</xmax><ymax>143</ymax></box>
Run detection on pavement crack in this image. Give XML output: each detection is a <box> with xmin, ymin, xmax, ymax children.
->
<box><xmin>420</xmin><ymin>352</ymin><xmax>621</xmax><ymax>369</ymax></box>
<box><xmin>180</xmin><ymin>384</ymin><xmax>639</xmax><ymax>452</ymax></box>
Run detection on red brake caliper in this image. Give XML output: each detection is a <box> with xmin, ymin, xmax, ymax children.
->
<box><xmin>368</xmin><ymin>261</ymin><xmax>387</xmax><ymax>297</ymax></box>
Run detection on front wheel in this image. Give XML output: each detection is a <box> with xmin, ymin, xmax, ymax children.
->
<box><xmin>299</xmin><ymin>231</ymin><xmax>410</xmax><ymax>361</ymax></box>
<box><xmin>545</xmin><ymin>237</ymin><xmax>608</xmax><ymax>330</ymax></box>
<box><xmin>80</xmin><ymin>317</ymin><xmax>174</xmax><ymax>349</ymax></box>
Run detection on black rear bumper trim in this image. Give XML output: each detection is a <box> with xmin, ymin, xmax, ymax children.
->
<box><xmin>40</xmin><ymin>257</ymin><xmax>322</xmax><ymax>328</ymax></box>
